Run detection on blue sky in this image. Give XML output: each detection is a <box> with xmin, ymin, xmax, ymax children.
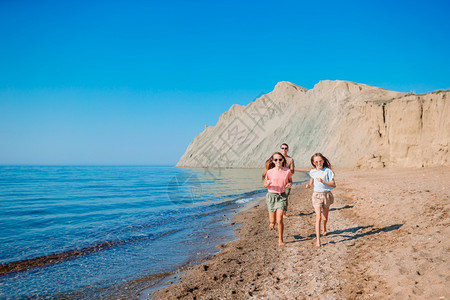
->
<box><xmin>1</xmin><ymin>0</ymin><xmax>449</xmax><ymax>165</ymax></box>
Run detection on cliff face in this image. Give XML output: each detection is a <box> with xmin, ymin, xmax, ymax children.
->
<box><xmin>177</xmin><ymin>80</ymin><xmax>449</xmax><ymax>168</ymax></box>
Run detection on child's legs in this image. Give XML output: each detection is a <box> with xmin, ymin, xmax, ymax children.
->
<box><xmin>268</xmin><ymin>212</ymin><xmax>276</xmax><ymax>229</ymax></box>
<box><xmin>322</xmin><ymin>206</ymin><xmax>330</xmax><ymax>233</ymax></box>
<box><xmin>276</xmin><ymin>209</ymin><xmax>285</xmax><ymax>244</ymax></box>
<box><xmin>314</xmin><ymin>205</ymin><xmax>322</xmax><ymax>245</ymax></box>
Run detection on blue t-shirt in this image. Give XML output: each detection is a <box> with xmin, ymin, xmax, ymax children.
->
<box><xmin>309</xmin><ymin>167</ymin><xmax>335</xmax><ymax>192</ymax></box>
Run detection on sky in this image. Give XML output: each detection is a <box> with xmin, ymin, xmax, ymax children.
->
<box><xmin>1</xmin><ymin>0</ymin><xmax>449</xmax><ymax>165</ymax></box>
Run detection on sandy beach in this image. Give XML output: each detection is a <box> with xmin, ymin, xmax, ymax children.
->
<box><xmin>150</xmin><ymin>167</ymin><xmax>449</xmax><ymax>299</ymax></box>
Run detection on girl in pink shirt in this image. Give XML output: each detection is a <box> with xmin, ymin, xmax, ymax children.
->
<box><xmin>262</xmin><ymin>152</ymin><xmax>293</xmax><ymax>246</ymax></box>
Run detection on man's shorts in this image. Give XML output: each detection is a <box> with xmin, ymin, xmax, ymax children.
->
<box><xmin>266</xmin><ymin>192</ymin><xmax>287</xmax><ymax>213</ymax></box>
<box><xmin>285</xmin><ymin>187</ymin><xmax>291</xmax><ymax>197</ymax></box>
<box><xmin>312</xmin><ymin>191</ymin><xmax>334</xmax><ymax>208</ymax></box>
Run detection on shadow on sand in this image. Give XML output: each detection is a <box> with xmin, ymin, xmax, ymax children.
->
<box><xmin>326</xmin><ymin>224</ymin><xmax>403</xmax><ymax>244</ymax></box>
<box><xmin>330</xmin><ymin>205</ymin><xmax>354</xmax><ymax>212</ymax></box>
<box><xmin>288</xmin><ymin>224</ymin><xmax>403</xmax><ymax>244</ymax></box>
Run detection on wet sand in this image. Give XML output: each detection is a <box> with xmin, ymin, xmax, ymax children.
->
<box><xmin>150</xmin><ymin>167</ymin><xmax>449</xmax><ymax>299</ymax></box>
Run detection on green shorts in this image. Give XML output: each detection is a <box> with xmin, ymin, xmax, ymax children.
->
<box><xmin>265</xmin><ymin>192</ymin><xmax>287</xmax><ymax>213</ymax></box>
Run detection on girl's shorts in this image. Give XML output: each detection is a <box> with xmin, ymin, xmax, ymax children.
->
<box><xmin>312</xmin><ymin>191</ymin><xmax>334</xmax><ymax>208</ymax></box>
<box><xmin>266</xmin><ymin>192</ymin><xmax>287</xmax><ymax>213</ymax></box>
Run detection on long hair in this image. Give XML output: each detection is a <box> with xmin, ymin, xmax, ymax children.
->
<box><xmin>310</xmin><ymin>153</ymin><xmax>333</xmax><ymax>170</ymax></box>
<box><xmin>262</xmin><ymin>152</ymin><xmax>286</xmax><ymax>179</ymax></box>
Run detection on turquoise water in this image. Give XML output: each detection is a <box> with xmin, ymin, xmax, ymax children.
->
<box><xmin>0</xmin><ymin>166</ymin><xmax>307</xmax><ymax>298</ymax></box>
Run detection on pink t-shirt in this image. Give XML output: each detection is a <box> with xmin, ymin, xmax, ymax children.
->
<box><xmin>265</xmin><ymin>167</ymin><xmax>292</xmax><ymax>194</ymax></box>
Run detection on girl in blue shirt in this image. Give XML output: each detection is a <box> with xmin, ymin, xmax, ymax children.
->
<box><xmin>306</xmin><ymin>153</ymin><xmax>336</xmax><ymax>248</ymax></box>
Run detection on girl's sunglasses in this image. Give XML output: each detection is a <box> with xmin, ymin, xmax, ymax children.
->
<box><xmin>273</xmin><ymin>158</ymin><xmax>284</xmax><ymax>162</ymax></box>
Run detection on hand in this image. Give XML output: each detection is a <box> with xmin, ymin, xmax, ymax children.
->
<box><xmin>306</xmin><ymin>183</ymin><xmax>311</xmax><ymax>189</ymax></box>
<box><xmin>286</xmin><ymin>182</ymin><xmax>292</xmax><ymax>188</ymax></box>
<box><xmin>315</xmin><ymin>177</ymin><xmax>323</xmax><ymax>183</ymax></box>
<box><xmin>265</xmin><ymin>180</ymin><xmax>271</xmax><ymax>187</ymax></box>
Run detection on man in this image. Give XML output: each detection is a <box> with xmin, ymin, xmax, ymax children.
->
<box><xmin>280</xmin><ymin>143</ymin><xmax>295</xmax><ymax>217</ymax></box>
<box><xmin>280</xmin><ymin>143</ymin><xmax>295</xmax><ymax>174</ymax></box>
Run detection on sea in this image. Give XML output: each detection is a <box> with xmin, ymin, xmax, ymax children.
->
<box><xmin>0</xmin><ymin>166</ymin><xmax>308</xmax><ymax>299</ymax></box>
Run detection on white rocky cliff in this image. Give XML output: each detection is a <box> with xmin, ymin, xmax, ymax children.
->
<box><xmin>177</xmin><ymin>80</ymin><xmax>449</xmax><ymax>168</ymax></box>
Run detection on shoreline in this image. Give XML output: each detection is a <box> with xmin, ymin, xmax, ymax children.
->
<box><xmin>138</xmin><ymin>194</ymin><xmax>269</xmax><ymax>299</ymax></box>
<box><xmin>150</xmin><ymin>167</ymin><xmax>449</xmax><ymax>299</ymax></box>
<box><xmin>139</xmin><ymin>180</ymin><xmax>308</xmax><ymax>299</ymax></box>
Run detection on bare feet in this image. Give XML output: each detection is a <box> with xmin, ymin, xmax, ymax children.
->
<box><xmin>279</xmin><ymin>241</ymin><xmax>286</xmax><ymax>247</ymax></box>
<box><xmin>315</xmin><ymin>243</ymin><xmax>321</xmax><ymax>248</ymax></box>
<box><xmin>269</xmin><ymin>223</ymin><xmax>275</xmax><ymax>230</ymax></box>
<box><xmin>322</xmin><ymin>231</ymin><xmax>327</xmax><ymax>236</ymax></box>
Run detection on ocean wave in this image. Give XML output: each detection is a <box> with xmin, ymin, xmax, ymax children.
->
<box><xmin>235</xmin><ymin>198</ymin><xmax>253</xmax><ymax>204</ymax></box>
